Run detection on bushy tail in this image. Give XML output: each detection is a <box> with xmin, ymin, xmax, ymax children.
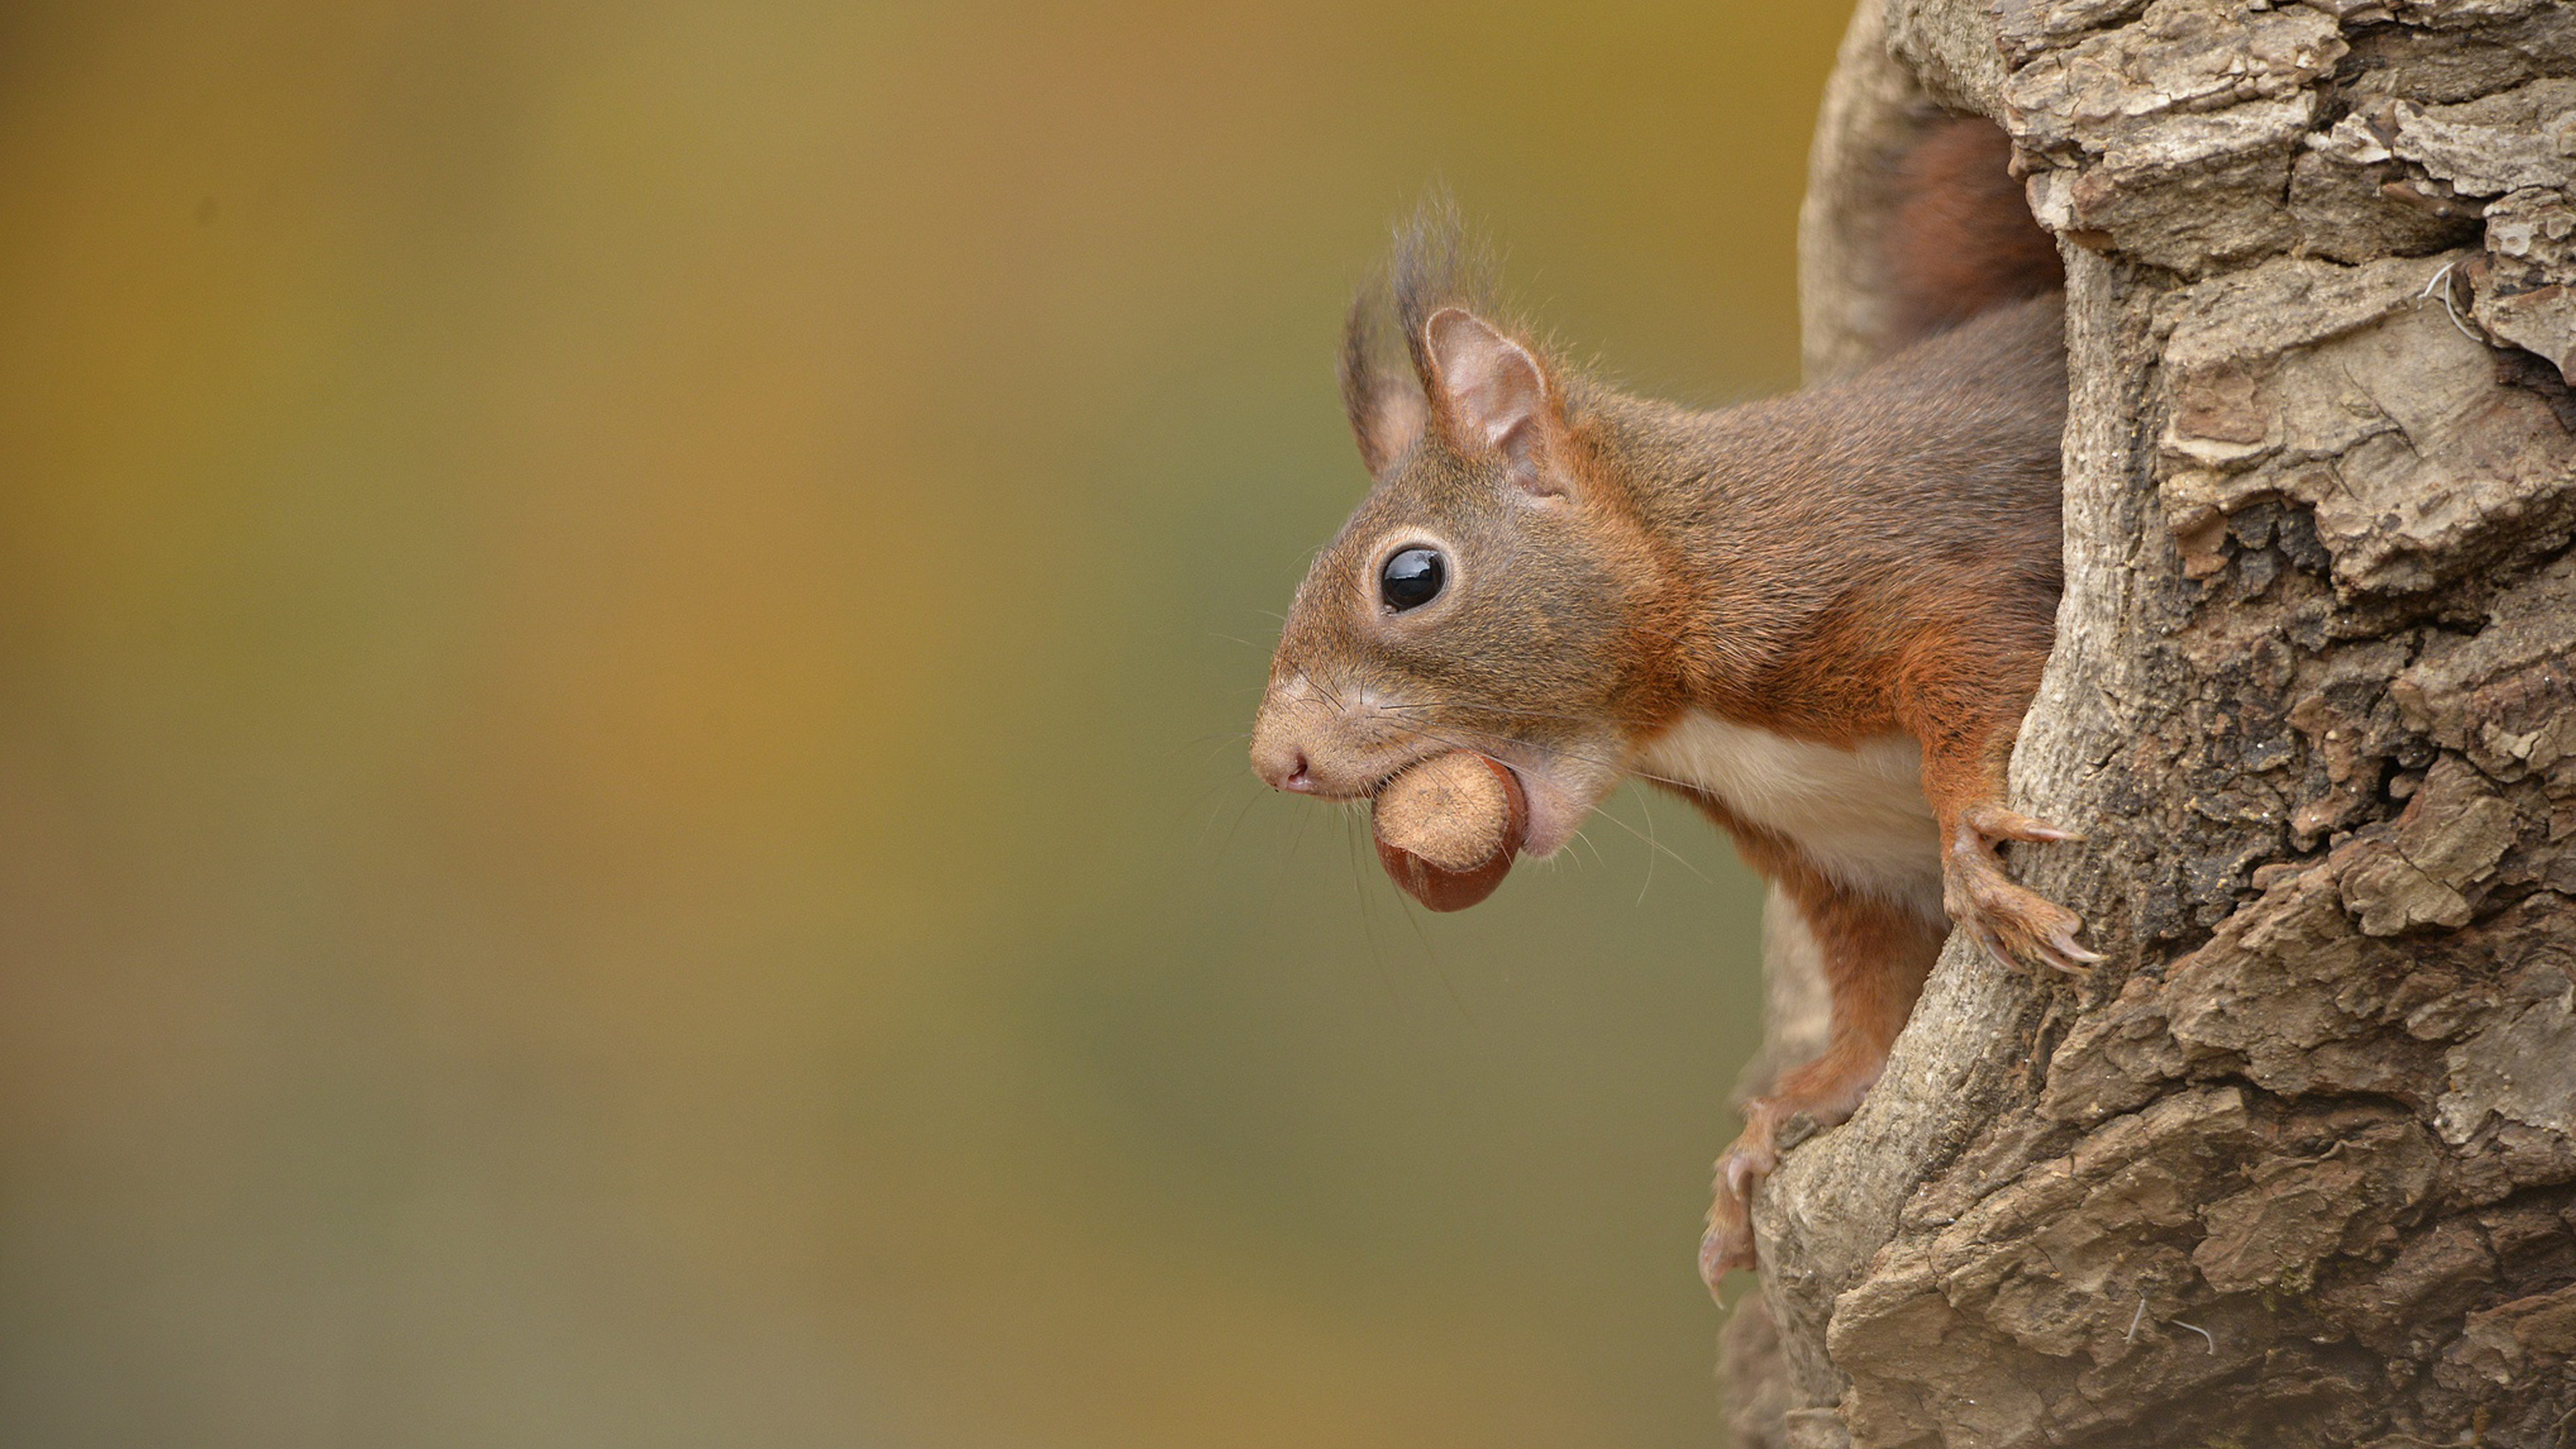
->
<box><xmin>1876</xmin><ymin>118</ymin><xmax>2062</xmax><ymax>347</ymax></box>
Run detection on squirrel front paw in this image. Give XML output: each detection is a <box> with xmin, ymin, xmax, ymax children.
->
<box><xmin>1944</xmin><ymin>803</ymin><xmax>2099</xmax><ymax>973</ymax></box>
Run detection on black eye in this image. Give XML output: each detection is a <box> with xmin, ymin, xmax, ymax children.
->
<box><xmin>1380</xmin><ymin>547</ymin><xmax>1445</xmax><ymax>612</ymax></box>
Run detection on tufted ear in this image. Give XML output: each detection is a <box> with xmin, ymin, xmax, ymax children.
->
<box><xmin>1341</xmin><ymin>297</ymin><xmax>1428</xmax><ymax>478</ymax></box>
<box><xmin>1422</xmin><ymin>307</ymin><xmax>1555</xmax><ymax>490</ymax></box>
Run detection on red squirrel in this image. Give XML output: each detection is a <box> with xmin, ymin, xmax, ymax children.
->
<box><xmin>1250</xmin><ymin>119</ymin><xmax>2086</xmax><ymax>1286</ymax></box>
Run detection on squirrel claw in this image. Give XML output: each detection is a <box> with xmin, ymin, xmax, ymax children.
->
<box><xmin>1961</xmin><ymin>801</ymin><xmax>2085</xmax><ymax>845</ymax></box>
<box><xmin>2045</xmin><ymin>920</ymin><xmax>2105</xmax><ymax>968</ymax></box>
<box><xmin>1964</xmin><ymin>918</ymin><xmax>2008</xmax><ymax>967</ymax></box>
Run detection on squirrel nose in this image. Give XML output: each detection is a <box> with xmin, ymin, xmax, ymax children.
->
<box><xmin>1252</xmin><ymin>739</ymin><xmax>1316</xmax><ymax>793</ymax></box>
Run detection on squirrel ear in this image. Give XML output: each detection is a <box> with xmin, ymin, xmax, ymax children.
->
<box><xmin>1423</xmin><ymin>307</ymin><xmax>1553</xmax><ymax>486</ymax></box>
<box><xmin>1342</xmin><ymin>298</ymin><xmax>1428</xmax><ymax>478</ymax></box>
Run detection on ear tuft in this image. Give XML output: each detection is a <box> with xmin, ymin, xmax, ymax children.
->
<box><xmin>1340</xmin><ymin>290</ymin><xmax>1427</xmax><ymax>476</ymax></box>
<box><xmin>1424</xmin><ymin>307</ymin><xmax>1552</xmax><ymax>478</ymax></box>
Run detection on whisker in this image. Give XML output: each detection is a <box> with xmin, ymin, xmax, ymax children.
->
<box><xmin>1413</xmin><ymin>908</ymin><xmax>1474</xmax><ymax>1023</ymax></box>
<box><xmin>1205</xmin><ymin>783</ymin><xmax>1266</xmax><ymax>861</ymax></box>
<box><xmin>1373</xmin><ymin>716</ymin><xmax>1705</xmax><ymax>796</ymax></box>
<box><xmin>1359</xmin><ymin>813</ymin><xmax>1475</xmax><ymax>1024</ymax></box>
<box><xmin>1284</xmin><ymin>792</ymin><xmax>1316</xmax><ymax>864</ymax></box>
<box><xmin>1631</xmin><ymin>788</ymin><xmax>1657</xmax><ymax>904</ymax></box>
<box><xmin>1636</xmin><ymin>786</ymin><xmax>1663</xmax><ymax>905</ymax></box>
<box><xmin>1378</xmin><ymin>700</ymin><xmax>1602</xmax><ymax>727</ymax></box>
<box><xmin>1346</xmin><ymin>813</ymin><xmax>1385</xmax><ymax>989</ymax></box>
<box><xmin>1592</xmin><ymin>786</ymin><xmax>1709</xmax><ymax>884</ymax></box>
<box><xmin>1344</xmin><ymin>810</ymin><xmax>1410</xmax><ymax>1014</ymax></box>
<box><xmin>1186</xmin><ymin>739</ymin><xmax>1257</xmax><ymax>769</ymax></box>
<box><xmin>1289</xmin><ymin>661</ymin><xmax>1336</xmax><ymax>713</ymax></box>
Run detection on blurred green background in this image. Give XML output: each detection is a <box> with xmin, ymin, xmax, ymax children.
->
<box><xmin>0</xmin><ymin>3</ymin><xmax>1849</xmax><ymax>1445</ymax></box>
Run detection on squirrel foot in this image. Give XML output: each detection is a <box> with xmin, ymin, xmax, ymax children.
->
<box><xmin>1701</xmin><ymin>1087</ymin><xmax>1851</xmax><ymax>1292</ymax></box>
<box><xmin>1945</xmin><ymin>803</ymin><xmax>2099</xmax><ymax>973</ymax></box>
<box><xmin>1701</xmin><ymin>1135</ymin><xmax>1774</xmax><ymax>1289</ymax></box>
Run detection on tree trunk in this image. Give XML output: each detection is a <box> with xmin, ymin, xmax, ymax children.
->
<box><xmin>1725</xmin><ymin>2</ymin><xmax>2576</xmax><ymax>1444</ymax></box>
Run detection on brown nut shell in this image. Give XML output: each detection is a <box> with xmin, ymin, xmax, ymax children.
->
<box><xmin>1371</xmin><ymin>752</ymin><xmax>1528</xmax><ymax>912</ymax></box>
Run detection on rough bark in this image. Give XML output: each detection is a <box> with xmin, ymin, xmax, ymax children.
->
<box><xmin>1728</xmin><ymin>2</ymin><xmax>2576</xmax><ymax>1444</ymax></box>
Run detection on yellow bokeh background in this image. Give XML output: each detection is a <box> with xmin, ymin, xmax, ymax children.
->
<box><xmin>0</xmin><ymin>4</ymin><xmax>1846</xmax><ymax>1444</ymax></box>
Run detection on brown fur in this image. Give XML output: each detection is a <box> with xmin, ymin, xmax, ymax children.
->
<box><xmin>1251</xmin><ymin>123</ymin><xmax>2080</xmax><ymax>1287</ymax></box>
<box><xmin>1878</xmin><ymin>117</ymin><xmax>2063</xmax><ymax>347</ymax></box>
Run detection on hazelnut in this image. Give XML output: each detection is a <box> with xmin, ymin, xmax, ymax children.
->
<box><xmin>1371</xmin><ymin>752</ymin><xmax>1527</xmax><ymax>911</ymax></box>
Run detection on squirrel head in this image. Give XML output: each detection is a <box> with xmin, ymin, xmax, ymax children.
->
<box><xmin>1250</xmin><ymin>212</ymin><xmax>1668</xmax><ymax>859</ymax></box>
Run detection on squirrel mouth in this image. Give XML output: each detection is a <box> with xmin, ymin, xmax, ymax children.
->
<box><xmin>1477</xmin><ymin>752</ymin><xmax>1610</xmax><ymax>861</ymax></box>
<box><xmin>1513</xmin><ymin>768</ymin><xmax>1585</xmax><ymax>859</ymax></box>
<box><xmin>1352</xmin><ymin>752</ymin><xmax>1579</xmax><ymax>859</ymax></box>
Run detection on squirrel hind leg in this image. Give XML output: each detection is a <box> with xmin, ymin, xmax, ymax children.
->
<box><xmin>1703</xmin><ymin>1045</ymin><xmax>1884</xmax><ymax>1287</ymax></box>
<box><xmin>1878</xmin><ymin>117</ymin><xmax>2063</xmax><ymax>347</ymax></box>
<box><xmin>1701</xmin><ymin>888</ymin><xmax>1945</xmax><ymax>1291</ymax></box>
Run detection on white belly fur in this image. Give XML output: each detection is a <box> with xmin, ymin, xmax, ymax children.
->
<box><xmin>1634</xmin><ymin>712</ymin><xmax>1944</xmax><ymax>918</ymax></box>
